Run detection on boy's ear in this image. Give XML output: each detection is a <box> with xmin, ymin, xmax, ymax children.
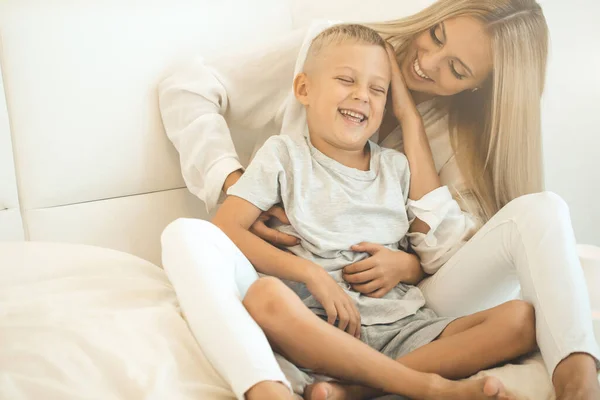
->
<box><xmin>293</xmin><ymin>72</ymin><xmax>310</xmax><ymax>106</ymax></box>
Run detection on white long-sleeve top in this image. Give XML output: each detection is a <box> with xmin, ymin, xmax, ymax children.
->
<box><xmin>158</xmin><ymin>21</ymin><xmax>478</xmax><ymax>274</ymax></box>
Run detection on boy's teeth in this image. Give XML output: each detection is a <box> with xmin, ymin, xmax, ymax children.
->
<box><xmin>340</xmin><ymin>109</ymin><xmax>366</xmax><ymax>121</ymax></box>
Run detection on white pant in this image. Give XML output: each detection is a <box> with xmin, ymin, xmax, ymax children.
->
<box><xmin>161</xmin><ymin>192</ymin><xmax>600</xmax><ymax>399</ymax></box>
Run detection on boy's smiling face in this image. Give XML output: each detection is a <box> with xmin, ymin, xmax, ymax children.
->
<box><xmin>294</xmin><ymin>42</ymin><xmax>391</xmax><ymax>151</ymax></box>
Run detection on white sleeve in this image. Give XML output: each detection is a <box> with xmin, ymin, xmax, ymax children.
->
<box><xmin>158</xmin><ymin>28</ymin><xmax>308</xmax><ymax>213</ymax></box>
<box><xmin>406</xmin><ymin>156</ymin><xmax>480</xmax><ymax>275</ymax></box>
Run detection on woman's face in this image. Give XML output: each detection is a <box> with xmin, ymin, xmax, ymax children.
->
<box><xmin>401</xmin><ymin>16</ymin><xmax>494</xmax><ymax>97</ymax></box>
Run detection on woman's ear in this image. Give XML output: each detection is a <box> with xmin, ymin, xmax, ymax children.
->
<box><xmin>293</xmin><ymin>72</ymin><xmax>310</xmax><ymax>106</ymax></box>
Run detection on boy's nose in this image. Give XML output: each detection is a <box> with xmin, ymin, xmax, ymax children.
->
<box><xmin>352</xmin><ymin>86</ymin><xmax>369</xmax><ymax>103</ymax></box>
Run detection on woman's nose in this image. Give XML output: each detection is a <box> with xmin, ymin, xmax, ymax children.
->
<box><xmin>419</xmin><ymin>49</ymin><xmax>444</xmax><ymax>74</ymax></box>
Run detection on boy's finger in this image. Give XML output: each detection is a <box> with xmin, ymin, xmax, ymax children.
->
<box><xmin>324</xmin><ymin>303</ymin><xmax>337</xmax><ymax>326</ymax></box>
<box><xmin>351</xmin><ymin>242</ymin><xmax>383</xmax><ymax>255</ymax></box>
<box><xmin>347</xmin><ymin>303</ymin><xmax>361</xmax><ymax>339</ymax></box>
<box><xmin>343</xmin><ymin>268</ymin><xmax>378</xmax><ymax>284</ymax></box>
<box><xmin>343</xmin><ymin>258</ymin><xmax>375</xmax><ymax>274</ymax></box>
<box><xmin>345</xmin><ymin>308</ymin><xmax>359</xmax><ymax>338</ymax></box>
<box><xmin>336</xmin><ymin>305</ymin><xmax>350</xmax><ymax>332</ymax></box>
<box><xmin>352</xmin><ymin>279</ymin><xmax>382</xmax><ymax>295</ymax></box>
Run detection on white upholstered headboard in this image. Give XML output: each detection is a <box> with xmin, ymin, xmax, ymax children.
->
<box><xmin>0</xmin><ymin>0</ymin><xmax>437</xmax><ymax>265</ymax></box>
<box><xmin>1</xmin><ymin>0</ymin><xmax>597</xmax><ymax>266</ymax></box>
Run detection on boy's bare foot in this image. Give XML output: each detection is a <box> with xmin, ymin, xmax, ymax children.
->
<box><xmin>304</xmin><ymin>376</ymin><xmax>514</xmax><ymax>400</ymax></box>
<box><xmin>246</xmin><ymin>381</ymin><xmax>295</xmax><ymax>400</ymax></box>
<box><xmin>303</xmin><ymin>382</ymin><xmax>361</xmax><ymax>400</ymax></box>
<box><xmin>554</xmin><ymin>354</ymin><xmax>600</xmax><ymax>400</ymax></box>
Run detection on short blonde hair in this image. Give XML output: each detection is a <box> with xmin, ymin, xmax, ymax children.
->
<box><xmin>304</xmin><ymin>23</ymin><xmax>387</xmax><ymax>71</ymax></box>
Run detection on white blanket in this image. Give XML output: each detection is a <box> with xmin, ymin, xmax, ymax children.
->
<box><xmin>2</xmin><ymin>241</ymin><xmax>597</xmax><ymax>399</ymax></box>
<box><xmin>0</xmin><ymin>242</ymin><xmax>235</xmax><ymax>400</ymax></box>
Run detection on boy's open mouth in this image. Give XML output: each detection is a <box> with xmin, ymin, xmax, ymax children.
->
<box><xmin>339</xmin><ymin>108</ymin><xmax>368</xmax><ymax>124</ymax></box>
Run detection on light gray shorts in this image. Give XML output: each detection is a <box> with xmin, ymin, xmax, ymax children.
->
<box><xmin>359</xmin><ymin>307</ymin><xmax>456</xmax><ymax>359</ymax></box>
<box><xmin>320</xmin><ymin>306</ymin><xmax>456</xmax><ymax>359</ymax></box>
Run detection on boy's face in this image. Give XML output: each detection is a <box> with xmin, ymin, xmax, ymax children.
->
<box><xmin>295</xmin><ymin>43</ymin><xmax>391</xmax><ymax>151</ymax></box>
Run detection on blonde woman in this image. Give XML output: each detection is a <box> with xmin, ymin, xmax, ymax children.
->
<box><xmin>159</xmin><ymin>1</ymin><xmax>600</xmax><ymax>399</ymax></box>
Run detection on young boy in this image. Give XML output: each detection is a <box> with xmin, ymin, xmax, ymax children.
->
<box><xmin>213</xmin><ymin>24</ymin><xmax>534</xmax><ymax>400</ymax></box>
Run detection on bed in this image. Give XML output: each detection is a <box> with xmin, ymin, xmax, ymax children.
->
<box><xmin>0</xmin><ymin>0</ymin><xmax>598</xmax><ymax>399</ymax></box>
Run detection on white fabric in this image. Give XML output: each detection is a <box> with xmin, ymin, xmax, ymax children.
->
<box><xmin>0</xmin><ymin>210</ymin><xmax>25</xmax><ymax>241</ymax></box>
<box><xmin>417</xmin><ymin>192</ymin><xmax>600</xmax><ymax>374</ymax></box>
<box><xmin>161</xmin><ymin>196</ymin><xmax>600</xmax><ymax>399</ymax></box>
<box><xmin>21</xmin><ymin>188</ymin><xmax>207</xmax><ymax>267</ymax></box>
<box><xmin>0</xmin><ymin>0</ymin><xmax>294</xmax><ymax>260</ymax></box>
<box><xmin>579</xmin><ymin>244</ymin><xmax>600</xmax><ymax>347</ymax></box>
<box><xmin>161</xmin><ymin>219</ymin><xmax>294</xmax><ymax>400</ymax></box>
<box><xmin>290</xmin><ymin>0</ymin><xmax>436</xmax><ymax>29</ymax></box>
<box><xmin>0</xmin><ymin>61</ymin><xmax>22</xmax><ymax>240</ymax></box>
<box><xmin>0</xmin><ymin>0</ymin><xmax>291</xmax><ymax>211</ymax></box>
<box><xmin>0</xmin><ymin>241</ymin><xmax>236</xmax><ymax>400</ymax></box>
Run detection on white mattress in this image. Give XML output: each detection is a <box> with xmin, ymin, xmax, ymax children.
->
<box><xmin>3</xmin><ymin>241</ymin><xmax>597</xmax><ymax>400</ymax></box>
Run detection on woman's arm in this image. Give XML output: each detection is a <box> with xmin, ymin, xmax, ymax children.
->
<box><xmin>158</xmin><ymin>28</ymin><xmax>307</xmax><ymax>213</ymax></box>
<box><xmin>384</xmin><ymin>45</ymin><xmax>478</xmax><ymax>274</ymax></box>
<box><xmin>406</xmin><ymin>157</ymin><xmax>480</xmax><ymax>274</ymax></box>
<box><xmin>384</xmin><ymin>44</ymin><xmax>441</xmax><ymax>235</ymax></box>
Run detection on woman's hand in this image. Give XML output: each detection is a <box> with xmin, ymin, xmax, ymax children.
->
<box><xmin>250</xmin><ymin>205</ymin><xmax>299</xmax><ymax>247</ymax></box>
<box><xmin>343</xmin><ymin>242</ymin><xmax>423</xmax><ymax>298</ymax></box>
<box><xmin>305</xmin><ymin>267</ymin><xmax>361</xmax><ymax>338</ymax></box>
<box><xmin>384</xmin><ymin>42</ymin><xmax>420</xmax><ymax>122</ymax></box>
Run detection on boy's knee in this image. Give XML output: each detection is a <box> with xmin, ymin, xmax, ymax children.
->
<box><xmin>243</xmin><ymin>277</ymin><xmax>294</xmax><ymax>323</ymax></box>
<box><xmin>502</xmin><ymin>300</ymin><xmax>537</xmax><ymax>349</ymax></box>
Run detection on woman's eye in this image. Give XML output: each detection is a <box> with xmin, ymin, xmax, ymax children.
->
<box><xmin>430</xmin><ymin>25</ymin><xmax>443</xmax><ymax>46</ymax></box>
<box><xmin>450</xmin><ymin>62</ymin><xmax>465</xmax><ymax>80</ymax></box>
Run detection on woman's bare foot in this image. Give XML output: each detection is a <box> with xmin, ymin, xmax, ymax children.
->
<box><xmin>246</xmin><ymin>380</ymin><xmax>295</xmax><ymax>400</ymax></box>
<box><xmin>429</xmin><ymin>375</ymin><xmax>515</xmax><ymax>400</ymax></box>
<box><xmin>553</xmin><ymin>353</ymin><xmax>600</xmax><ymax>400</ymax></box>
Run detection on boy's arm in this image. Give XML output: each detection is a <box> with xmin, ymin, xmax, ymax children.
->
<box><xmin>212</xmin><ymin>195</ymin><xmax>320</xmax><ymax>284</ymax></box>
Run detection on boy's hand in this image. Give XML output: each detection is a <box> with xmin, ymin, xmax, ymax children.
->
<box><xmin>343</xmin><ymin>243</ymin><xmax>420</xmax><ymax>298</ymax></box>
<box><xmin>305</xmin><ymin>268</ymin><xmax>361</xmax><ymax>339</ymax></box>
<box><xmin>250</xmin><ymin>205</ymin><xmax>299</xmax><ymax>247</ymax></box>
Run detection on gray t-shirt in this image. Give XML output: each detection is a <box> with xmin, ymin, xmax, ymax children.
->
<box><xmin>228</xmin><ymin>134</ymin><xmax>426</xmax><ymax>325</ymax></box>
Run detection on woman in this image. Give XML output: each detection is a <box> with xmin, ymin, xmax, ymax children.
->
<box><xmin>158</xmin><ymin>1</ymin><xmax>600</xmax><ymax>399</ymax></box>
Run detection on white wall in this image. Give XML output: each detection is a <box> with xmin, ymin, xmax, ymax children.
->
<box><xmin>541</xmin><ymin>0</ymin><xmax>600</xmax><ymax>245</ymax></box>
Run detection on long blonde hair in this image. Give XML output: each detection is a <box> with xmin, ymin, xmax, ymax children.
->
<box><xmin>368</xmin><ymin>0</ymin><xmax>548</xmax><ymax>222</ymax></box>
